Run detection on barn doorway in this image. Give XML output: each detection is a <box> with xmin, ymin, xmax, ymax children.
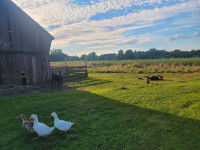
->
<box><xmin>32</xmin><ymin>56</ymin><xmax>36</xmax><ymax>84</ymax></box>
<box><xmin>0</xmin><ymin>64</ymin><xmax>2</xmax><ymax>85</ymax></box>
<box><xmin>43</xmin><ymin>62</ymin><xmax>47</xmax><ymax>82</ymax></box>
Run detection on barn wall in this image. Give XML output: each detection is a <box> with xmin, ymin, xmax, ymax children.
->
<box><xmin>0</xmin><ymin>1</ymin><xmax>53</xmax><ymax>53</ymax></box>
<box><xmin>0</xmin><ymin>60</ymin><xmax>2</xmax><ymax>85</ymax></box>
<box><xmin>0</xmin><ymin>0</ymin><xmax>53</xmax><ymax>85</ymax></box>
<box><xmin>0</xmin><ymin>51</ymin><xmax>50</xmax><ymax>85</ymax></box>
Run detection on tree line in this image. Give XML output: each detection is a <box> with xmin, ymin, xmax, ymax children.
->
<box><xmin>49</xmin><ymin>48</ymin><xmax>200</xmax><ymax>61</ymax></box>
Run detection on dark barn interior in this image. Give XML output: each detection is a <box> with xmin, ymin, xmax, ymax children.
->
<box><xmin>0</xmin><ymin>0</ymin><xmax>54</xmax><ymax>85</ymax></box>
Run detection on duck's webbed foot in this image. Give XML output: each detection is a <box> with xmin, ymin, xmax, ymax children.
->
<box><xmin>60</xmin><ymin>131</ymin><xmax>68</xmax><ymax>134</ymax></box>
<box><xmin>34</xmin><ymin>136</ymin><xmax>40</xmax><ymax>140</ymax></box>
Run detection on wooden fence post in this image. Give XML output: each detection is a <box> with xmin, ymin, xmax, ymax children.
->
<box><xmin>85</xmin><ymin>55</ymin><xmax>88</xmax><ymax>76</ymax></box>
<box><xmin>65</xmin><ymin>58</ymin><xmax>67</xmax><ymax>66</ymax></box>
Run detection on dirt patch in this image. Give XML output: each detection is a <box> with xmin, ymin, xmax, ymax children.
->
<box><xmin>184</xmin><ymin>73</ymin><xmax>200</xmax><ymax>76</ymax></box>
<box><xmin>0</xmin><ymin>84</ymin><xmax>52</xmax><ymax>98</ymax></box>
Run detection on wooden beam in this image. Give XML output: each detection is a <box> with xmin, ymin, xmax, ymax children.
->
<box><xmin>65</xmin><ymin>66</ymin><xmax>86</xmax><ymax>69</ymax></box>
<box><xmin>0</xmin><ymin>50</ymin><xmax>42</xmax><ymax>54</ymax></box>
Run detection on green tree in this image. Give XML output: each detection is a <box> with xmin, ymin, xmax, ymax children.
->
<box><xmin>69</xmin><ymin>56</ymin><xmax>79</xmax><ymax>61</ymax></box>
<box><xmin>49</xmin><ymin>49</ymin><xmax>68</xmax><ymax>61</ymax></box>
<box><xmin>117</xmin><ymin>50</ymin><xmax>124</xmax><ymax>60</ymax></box>
<box><xmin>99</xmin><ymin>53</ymin><xmax>117</xmax><ymax>60</ymax></box>
<box><xmin>80</xmin><ymin>54</ymin><xmax>87</xmax><ymax>61</ymax></box>
<box><xmin>88</xmin><ymin>52</ymin><xmax>98</xmax><ymax>61</ymax></box>
<box><xmin>124</xmin><ymin>49</ymin><xmax>134</xmax><ymax>59</ymax></box>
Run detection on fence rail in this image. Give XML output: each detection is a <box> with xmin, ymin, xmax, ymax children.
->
<box><xmin>51</xmin><ymin>65</ymin><xmax>88</xmax><ymax>80</ymax></box>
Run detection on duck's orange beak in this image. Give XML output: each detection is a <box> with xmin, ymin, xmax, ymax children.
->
<box><xmin>28</xmin><ymin>116</ymin><xmax>32</xmax><ymax>119</ymax></box>
<box><xmin>16</xmin><ymin>115</ymin><xmax>20</xmax><ymax>119</ymax></box>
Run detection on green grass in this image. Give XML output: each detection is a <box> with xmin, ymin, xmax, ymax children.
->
<box><xmin>0</xmin><ymin>72</ymin><xmax>200</xmax><ymax>149</ymax></box>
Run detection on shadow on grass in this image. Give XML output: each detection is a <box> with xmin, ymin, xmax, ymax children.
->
<box><xmin>64</xmin><ymin>77</ymin><xmax>113</xmax><ymax>88</ymax></box>
<box><xmin>0</xmin><ymin>80</ymin><xmax>200</xmax><ymax>150</ymax></box>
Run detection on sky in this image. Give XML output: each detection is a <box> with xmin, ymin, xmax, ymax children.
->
<box><xmin>12</xmin><ymin>0</ymin><xmax>200</xmax><ymax>56</ymax></box>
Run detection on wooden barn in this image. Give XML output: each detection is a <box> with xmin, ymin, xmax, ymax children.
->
<box><xmin>0</xmin><ymin>0</ymin><xmax>54</xmax><ymax>85</ymax></box>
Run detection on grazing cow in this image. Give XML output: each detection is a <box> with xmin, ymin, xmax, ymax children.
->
<box><xmin>51</xmin><ymin>72</ymin><xmax>63</xmax><ymax>90</ymax></box>
<box><xmin>146</xmin><ymin>75</ymin><xmax>163</xmax><ymax>84</ymax></box>
<box><xmin>146</xmin><ymin>76</ymin><xmax>151</xmax><ymax>84</ymax></box>
<box><xmin>150</xmin><ymin>75</ymin><xmax>163</xmax><ymax>80</ymax></box>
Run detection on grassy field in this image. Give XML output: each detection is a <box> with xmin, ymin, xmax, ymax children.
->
<box><xmin>0</xmin><ymin>71</ymin><xmax>200</xmax><ymax>149</ymax></box>
<box><xmin>51</xmin><ymin>58</ymin><xmax>200</xmax><ymax>73</ymax></box>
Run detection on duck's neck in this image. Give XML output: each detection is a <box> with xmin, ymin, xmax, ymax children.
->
<box><xmin>21</xmin><ymin>116</ymin><xmax>26</xmax><ymax>124</ymax></box>
<box><xmin>54</xmin><ymin>117</ymin><xmax>59</xmax><ymax>122</ymax></box>
<box><xmin>21</xmin><ymin>119</ymin><xmax>26</xmax><ymax>124</ymax></box>
<box><xmin>33</xmin><ymin>118</ymin><xmax>39</xmax><ymax>124</ymax></box>
<box><xmin>22</xmin><ymin>116</ymin><xmax>27</xmax><ymax>122</ymax></box>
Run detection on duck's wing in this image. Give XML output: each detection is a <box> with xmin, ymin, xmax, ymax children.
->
<box><xmin>24</xmin><ymin>124</ymin><xmax>34</xmax><ymax>132</ymax></box>
<box><xmin>34</xmin><ymin>122</ymin><xmax>54</xmax><ymax>135</ymax></box>
<box><xmin>29</xmin><ymin>121</ymin><xmax>34</xmax><ymax>128</ymax></box>
<box><xmin>55</xmin><ymin>120</ymin><xmax>73</xmax><ymax>130</ymax></box>
<box><xmin>34</xmin><ymin>122</ymin><xmax>49</xmax><ymax>131</ymax></box>
<box><xmin>24</xmin><ymin>121</ymin><xmax>34</xmax><ymax>127</ymax></box>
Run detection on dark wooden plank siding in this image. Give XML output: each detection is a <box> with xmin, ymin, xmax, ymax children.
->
<box><xmin>0</xmin><ymin>61</ymin><xmax>2</xmax><ymax>85</ymax></box>
<box><xmin>0</xmin><ymin>51</ymin><xmax>51</xmax><ymax>84</ymax></box>
<box><xmin>0</xmin><ymin>0</ymin><xmax>53</xmax><ymax>53</ymax></box>
<box><xmin>0</xmin><ymin>0</ymin><xmax>53</xmax><ymax>85</ymax></box>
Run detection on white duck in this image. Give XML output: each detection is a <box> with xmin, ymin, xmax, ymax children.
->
<box><xmin>29</xmin><ymin>114</ymin><xmax>55</xmax><ymax>139</ymax></box>
<box><xmin>51</xmin><ymin>112</ymin><xmax>74</xmax><ymax>134</ymax></box>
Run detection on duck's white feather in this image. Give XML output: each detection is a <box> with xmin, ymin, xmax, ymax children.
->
<box><xmin>51</xmin><ymin>112</ymin><xmax>74</xmax><ymax>132</ymax></box>
<box><xmin>32</xmin><ymin>114</ymin><xmax>55</xmax><ymax>136</ymax></box>
<box><xmin>34</xmin><ymin>122</ymin><xmax>55</xmax><ymax>136</ymax></box>
<box><xmin>54</xmin><ymin>118</ymin><xmax>74</xmax><ymax>131</ymax></box>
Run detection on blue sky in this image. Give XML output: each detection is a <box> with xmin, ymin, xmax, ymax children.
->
<box><xmin>12</xmin><ymin>0</ymin><xmax>200</xmax><ymax>56</ymax></box>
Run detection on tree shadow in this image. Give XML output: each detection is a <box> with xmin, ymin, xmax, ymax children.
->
<box><xmin>63</xmin><ymin>77</ymin><xmax>112</xmax><ymax>88</ymax></box>
<box><xmin>67</xmin><ymin>91</ymin><xmax>200</xmax><ymax>150</ymax></box>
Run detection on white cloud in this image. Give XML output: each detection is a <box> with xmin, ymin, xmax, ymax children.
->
<box><xmin>168</xmin><ymin>34</ymin><xmax>189</xmax><ymax>41</ymax></box>
<box><xmin>168</xmin><ymin>31</ymin><xmax>200</xmax><ymax>41</ymax></box>
<box><xmin>193</xmin><ymin>31</ymin><xmax>200</xmax><ymax>37</ymax></box>
<box><xmin>12</xmin><ymin>0</ymin><xmax>138</xmax><ymax>27</ymax></box>
<box><xmin>12</xmin><ymin>0</ymin><xmax>174</xmax><ymax>28</ymax></box>
<box><xmin>49</xmin><ymin>1</ymin><xmax>199</xmax><ymax>48</ymax></box>
<box><xmin>87</xmin><ymin>44</ymin><xmax>117</xmax><ymax>49</ymax></box>
<box><xmin>50</xmin><ymin>23</ymin><xmax>155</xmax><ymax>49</ymax></box>
<box><xmin>156</xmin><ymin>25</ymin><xmax>197</xmax><ymax>33</ymax></box>
<box><xmin>77</xmin><ymin>48</ymin><xmax>120</xmax><ymax>56</ymax></box>
<box><xmin>11</xmin><ymin>0</ymin><xmax>200</xmax><ymax>54</ymax></box>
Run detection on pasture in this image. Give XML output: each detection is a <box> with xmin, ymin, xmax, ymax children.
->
<box><xmin>51</xmin><ymin>58</ymin><xmax>200</xmax><ymax>73</ymax></box>
<box><xmin>1</xmin><ymin>58</ymin><xmax>200</xmax><ymax>149</ymax></box>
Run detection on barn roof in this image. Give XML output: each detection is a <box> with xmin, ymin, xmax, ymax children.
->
<box><xmin>2</xmin><ymin>0</ymin><xmax>54</xmax><ymax>40</ymax></box>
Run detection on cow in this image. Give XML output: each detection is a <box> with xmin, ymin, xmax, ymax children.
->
<box><xmin>150</xmin><ymin>75</ymin><xmax>163</xmax><ymax>80</ymax></box>
<box><xmin>146</xmin><ymin>75</ymin><xmax>163</xmax><ymax>84</ymax></box>
<box><xmin>146</xmin><ymin>76</ymin><xmax>151</xmax><ymax>84</ymax></box>
<box><xmin>51</xmin><ymin>71</ymin><xmax>63</xmax><ymax>90</ymax></box>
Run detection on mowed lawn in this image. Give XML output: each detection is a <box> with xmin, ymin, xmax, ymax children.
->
<box><xmin>0</xmin><ymin>72</ymin><xmax>200</xmax><ymax>150</ymax></box>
